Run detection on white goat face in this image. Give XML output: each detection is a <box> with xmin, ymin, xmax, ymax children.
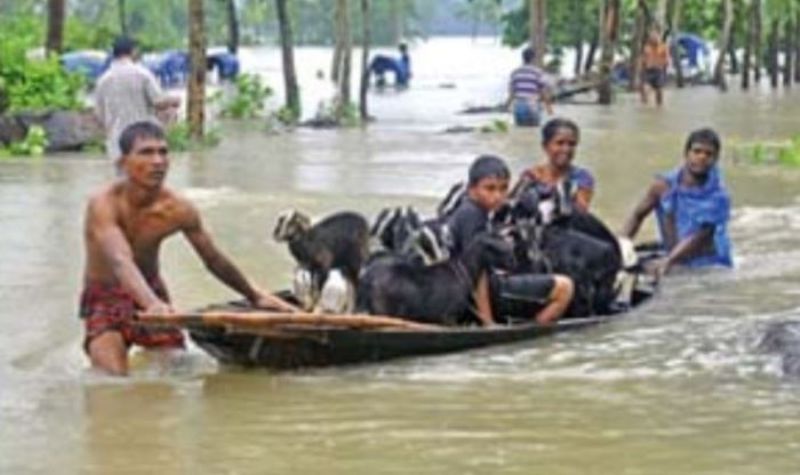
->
<box><xmin>273</xmin><ymin>209</ymin><xmax>312</xmax><ymax>242</ymax></box>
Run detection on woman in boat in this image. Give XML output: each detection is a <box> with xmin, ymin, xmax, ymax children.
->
<box><xmin>513</xmin><ymin>118</ymin><xmax>595</xmax><ymax>213</ymax></box>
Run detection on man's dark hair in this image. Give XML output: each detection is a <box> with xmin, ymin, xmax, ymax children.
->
<box><xmin>522</xmin><ymin>47</ymin><xmax>535</xmax><ymax>64</ymax></box>
<box><xmin>684</xmin><ymin>127</ymin><xmax>721</xmax><ymax>155</ymax></box>
<box><xmin>112</xmin><ymin>36</ymin><xmax>137</xmax><ymax>58</ymax></box>
<box><xmin>119</xmin><ymin>121</ymin><xmax>166</xmax><ymax>156</ymax></box>
<box><xmin>399</xmin><ymin>43</ymin><xmax>408</xmax><ymax>54</ymax></box>
<box><xmin>542</xmin><ymin>118</ymin><xmax>580</xmax><ymax>145</ymax></box>
<box><xmin>468</xmin><ymin>155</ymin><xmax>510</xmax><ymax>187</ymax></box>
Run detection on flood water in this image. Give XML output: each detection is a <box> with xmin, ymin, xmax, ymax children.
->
<box><xmin>2</xmin><ymin>38</ymin><xmax>800</xmax><ymax>474</ymax></box>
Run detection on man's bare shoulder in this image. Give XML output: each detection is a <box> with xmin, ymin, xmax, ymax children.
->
<box><xmin>86</xmin><ymin>182</ymin><xmax>123</xmax><ymax>216</ymax></box>
<box><xmin>158</xmin><ymin>188</ymin><xmax>201</xmax><ymax>225</ymax></box>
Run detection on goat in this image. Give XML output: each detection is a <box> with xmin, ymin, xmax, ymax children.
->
<box><xmin>273</xmin><ymin>210</ymin><xmax>369</xmax><ymax>311</ymax></box>
<box><xmin>369</xmin><ymin>205</ymin><xmax>452</xmax><ymax>266</ymax></box>
<box><xmin>357</xmin><ymin>233</ymin><xmax>516</xmax><ymax>325</ymax></box>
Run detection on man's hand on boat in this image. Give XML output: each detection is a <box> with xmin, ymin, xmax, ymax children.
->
<box><xmin>644</xmin><ymin>257</ymin><xmax>670</xmax><ymax>281</ymax></box>
<box><xmin>143</xmin><ymin>299</ymin><xmax>175</xmax><ymax>316</ymax></box>
<box><xmin>250</xmin><ymin>290</ymin><xmax>300</xmax><ymax>313</ymax></box>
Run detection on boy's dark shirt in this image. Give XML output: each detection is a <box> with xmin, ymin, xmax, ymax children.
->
<box><xmin>447</xmin><ymin>197</ymin><xmax>490</xmax><ymax>256</ymax></box>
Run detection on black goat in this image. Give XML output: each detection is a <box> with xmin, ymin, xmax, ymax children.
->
<box><xmin>503</xmin><ymin>187</ymin><xmax>623</xmax><ymax>317</ymax></box>
<box><xmin>273</xmin><ymin>210</ymin><xmax>369</xmax><ymax>309</ymax></box>
<box><xmin>357</xmin><ymin>233</ymin><xmax>516</xmax><ymax>325</ymax></box>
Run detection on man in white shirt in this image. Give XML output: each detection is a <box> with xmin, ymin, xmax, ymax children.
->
<box><xmin>94</xmin><ymin>37</ymin><xmax>180</xmax><ymax>162</ymax></box>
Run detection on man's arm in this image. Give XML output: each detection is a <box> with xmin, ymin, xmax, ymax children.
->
<box><xmin>621</xmin><ymin>180</ymin><xmax>667</xmax><ymax>238</ymax></box>
<box><xmin>88</xmin><ymin>198</ymin><xmax>169</xmax><ymax>312</ymax></box>
<box><xmin>180</xmin><ymin>203</ymin><xmax>297</xmax><ymax>311</ymax></box>
<box><xmin>662</xmin><ymin>225</ymin><xmax>714</xmax><ymax>272</ymax></box>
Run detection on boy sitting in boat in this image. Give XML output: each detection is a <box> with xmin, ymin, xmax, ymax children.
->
<box><xmin>80</xmin><ymin>121</ymin><xmax>296</xmax><ymax>376</ymax></box>
<box><xmin>622</xmin><ymin>128</ymin><xmax>733</xmax><ymax>276</ymax></box>
<box><xmin>446</xmin><ymin>155</ymin><xmax>574</xmax><ymax>325</ymax></box>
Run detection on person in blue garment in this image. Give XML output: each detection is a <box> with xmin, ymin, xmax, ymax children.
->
<box><xmin>622</xmin><ymin>128</ymin><xmax>733</xmax><ymax>276</ymax></box>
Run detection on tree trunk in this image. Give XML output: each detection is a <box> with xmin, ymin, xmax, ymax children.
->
<box><xmin>655</xmin><ymin>0</ymin><xmax>668</xmax><ymax>30</ymax></box>
<box><xmin>46</xmin><ymin>0</ymin><xmax>65</xmax><ymax>55</ymax></box>
<box><xmin>187</xmin><ymin>0</ymin><xmax>207</xmax><ymax>139</ymax></box>
<box><xmin>742</xmin><ymin>0</ymin><xmax>755</xmax><ymax>90</ymax></box>
<box><xmin>769</xmin><ymin>19</ymin><xmax>779</xmax><ymax>88</ymax></box>
<box><xmin>359</xmin><ymin>0</ymin><xmax>370</xmax><ymax>121</ymax></box>
<box><xmin>585</xmin><ymin>33</ymin><xmax>599</xmax><ymax>73</ymax></box>
<box><xmin>118</xmin><ymin>0</ymin><xmax>128</xmax><ymax>36</ymax></box>
<box><xmin>728</xmin><ymin>44</ymin><xmax>739</xmax><ymax>74</ymax></box>
<box><xmin>529</xmin><ymin>0</ymin><xmax>546</xmax><ymax>67</ymax></box>
<box><xmin>784</xmin><ymin>18</ymin><xmax>793</xmax><ymax>87</ymax></box>
<box><xmin>275</xmin><ymin>0</ymin><xmax>300</xmax><ymax>120</ymax></box>
<box><xmin>571</xmin><ymin>0</ymin><xmax>584</xmax><ymax>77</ymax></box>
<box><xmin>225</xmin><ymin>0</ymin><xmax>239</xmax><ymax>55</ymax></box>
<box><xmin>670</xmin><ymin>0</ymin><xmax>685</xmax><ymax>88</ymax></box>
<box><xmin>598</xmin><ymin>0</ymin><xmax>620</xmax><ymax>104</ymax></box>
<box><xmin>574</xmin><ymin>41</ymin><xmax>584</xmax><ymax>77</ymax></box>
<box><xmin>713</xmin><ymin>0</ymin><xmax>733</xmax><ymax>91</ymax></box>
<box><xmin>754</xmin><ymin>0</ymin><xmax>762</xmax><ymax>82</ymax></box>
<box><xmin>795</xmin><ymin>12</ymin><xmax>800</xmax><ymax>82</ymax></box>
<box><xmin>390</xmin><ymin>0</ymin><xmax>403</xmax><ymax>45</ymax></box>
<box><xmin>334</xmin><ymin>0</ymin><xmax>353</xmax><ymax>119</ymax></box>
<box><xmin>629</xmin><ymin>1</ymin><xmax>647</xmax><ymax>91</ymax></box>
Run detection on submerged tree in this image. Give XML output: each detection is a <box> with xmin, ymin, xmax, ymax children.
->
<box><xmin>333</xmin><ymin>0</ymin><xmax>353</xmax><ymax>120</ymax></box>
<box><xmin>359</xmin><ymin>0</ymin><xmax>371</xmax><ymax>121</ymax></box>
<box><xmin>224</xmin><ymin>0</ymin><xmax>240</xmax><ymax>54</ymax></box>
<box><xmin>529</xmin><ymin>0</ymin><xmax>546</xmax><ymax>67</ymax></box>
<box><xmin>597</xmin><ymin>0</ymin><xmax>620</xmax><ymax>104</ymax></box>
<box><xmin>275</xmin><ymin>0</ymin><xmax>300</xmax><ymax>120</ymax></box>
<box><xmin>118</xmin><ymin>0</ymin><xmax>128</xmax><ymax>36</ymax></box>
<box><xmin>187</xmin><ymin>0</ymin><xmax>207</xmax><ymax>139</ymax></box>
<box><xmin>713</xmin><ymin>0</ymin><xmax>734</xmax><ymax>91</ymax></box>
<box><xmin>46</xmin><ymin>0</ymin><xmax>66</xmax><ymax>55</ymax></box>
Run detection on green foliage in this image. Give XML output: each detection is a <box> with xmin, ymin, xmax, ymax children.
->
<box><xmin>0</xmin><ymin>18</ymin><xmax>85</xmax><ymax>113</ymax></box>
<box><xmin>165</xmin><ymin>121</ymin><xmax>221</xmax><ymax>152</ymax></box>
<box><xmin>220</xmin><ymin>74</ymin><xmax>273</xmax><ymax>119</ymax></box>
<box><xmin>741</xmin><ymin>135</ymin><xmax>800</xmax><ymax>167</ymax></box>
<box><xmin>275</xmin><ymin>105</ymin><xmax>300</xmax><ymax>125</ymax></box>
<box><xmin>1</xmin><ymin>125</ymin><xmax>49</xmax><ymax>157</ymax></box>
<box><xmin>479</xmin><ymin>118</ymin><xmax>509</xmax><ymax>134</ymax></box>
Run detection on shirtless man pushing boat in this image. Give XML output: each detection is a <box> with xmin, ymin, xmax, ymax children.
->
<box><xmin>80</xmin><ymin>121</ymin><xmax>296</xmax><ymax>376</ymax></box>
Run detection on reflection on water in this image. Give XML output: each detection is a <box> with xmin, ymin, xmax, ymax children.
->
<box><xmin>2</xmin><ymin>38</ymin><xmax>800</xmax><ymax>474</ymax></box>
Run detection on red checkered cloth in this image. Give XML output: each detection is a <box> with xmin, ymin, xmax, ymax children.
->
<box><xmin>79</xmin><ymin>277</ymin><xmax>185</xmax><ymax>353</ymax></box>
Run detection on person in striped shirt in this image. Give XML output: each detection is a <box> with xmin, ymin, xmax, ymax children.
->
<box><xmin>504</xmin><ymin>47</ymin><xmax>553</xmax><ymax>127</ymax></box>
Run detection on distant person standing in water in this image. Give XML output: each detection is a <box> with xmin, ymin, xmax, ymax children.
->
<box><xmin>640</xmin><ymin>29</ymin><xmax>670</xmax><ymax>106</ymax></box>
<box><xmin>94</xmin><ymin>37</ymin><xmax>180</xmax><ymax>163</ymax></box>
<box><xmin>505</xmin><ymin>47</ymin><xmax>553</xmax><ymax>127</ymax></box>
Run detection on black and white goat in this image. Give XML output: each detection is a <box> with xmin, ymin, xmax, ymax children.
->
<box><xmin>273</xmin><ymin>210</ymin><xmax>369</xmax><ymax>312</ymax></box>
<box><xmin>369</xmin><ymin>205</ymin><xmax>452</xmax><ymax>266</ymax></box>
<box><xmin>357</xmin><ymin>233</ymin><xmax>516</xmax><ymax>325</ymax></box>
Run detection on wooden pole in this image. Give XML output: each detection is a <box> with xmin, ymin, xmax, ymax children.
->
<box><xmin>713</xmin><ymin>0</ymin><xmax>733</xmax><ymax>92</ymax></box>
<box><xmin>275</xmin><ymin>0</ymin><xmax>301</xmax><ymax>121</ymax></box>
<box><xmin>225</xmin><ymin>0</ymin><xmax>240</xmax><ymax>55</ymax></box>
<box><xmin>784</xmin><ymin>18</ymin><xmax>793</xmax><ymax>87</ymax></box>
<box><xmin>46</xmin><ymin>0</ymin><xmax>65</xmax><ymax>55</ymax></box>
<box><xmin>187</xmin><ymin>0</ymin><xmax>207</xmax><ymax>139</ymax></box>
<box><xmin>742</xmin><ymin>0</ymin><xmax>755</xmax><ymax>90</ymax></box>
<box><xmin>359</xmin><ymin>0</ymin><xmax>371</xmax><ymax>121</ymax></box>
<box><xmin>597</xmin><ymin>0</ymin><xmax>620</xmax><ymax>104</ymax></box>
<box><xmin>137</xmin><ymin>311</ymin><xmax>443</xmax><ymax>331</ymax></box>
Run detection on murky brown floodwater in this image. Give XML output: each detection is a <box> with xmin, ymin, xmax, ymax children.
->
<box><xmin>2</xmin><ymin>38</ymin><xmax>800</xmax><ymax>474</ymax></box>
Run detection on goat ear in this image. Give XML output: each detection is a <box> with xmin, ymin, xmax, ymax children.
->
<box><xmin>273</xmin><ymin>210</ymin><xmax>292</xmax><ymax>241</ymax></box>
<box><xmin>296</xmin><ymin>212</ymin><xmax>312</xmax><ymax>231</ymax></box>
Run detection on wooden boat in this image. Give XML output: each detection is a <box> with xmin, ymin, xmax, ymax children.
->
<box><xmin>182</xmin><ymin>288</ymin><xmax>653</xmax><ymax>370</ymax></box>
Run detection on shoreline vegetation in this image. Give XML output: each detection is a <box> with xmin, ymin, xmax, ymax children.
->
<box><xmin>2</xmin><ymin>1</ymin><xmax>800</xmax><ymax>157</ymax></box>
